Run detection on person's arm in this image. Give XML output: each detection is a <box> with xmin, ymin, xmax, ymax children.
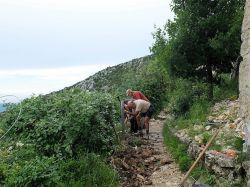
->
<box><xmin>124</xmin><ymin>110</ymin><xmax>139</xmax><ymax>117</ymax></box>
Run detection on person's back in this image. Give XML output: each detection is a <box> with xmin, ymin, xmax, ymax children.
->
<box><xmin>133</xmin><ymin>99</ymin><xmax>151</xmax><ymax>113</ymax></box>
<box><xmin>125</xmin><ymin>99</ymin><xmax>154</xmax><ymax>135</ymax></box>
<box><xmin>132</xmin><ymin>91</ymin><xmax>149</xmax><ymax>101</ymax></box>
<box><xmin>126</xmin><ymin>89</ymin><xmax>149</xmax><ymax>102</ymax></box>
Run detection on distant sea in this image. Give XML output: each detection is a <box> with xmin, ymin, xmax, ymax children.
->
<box><xmin>0</xmin><ymin>104</ymin><xmax>6</xmax><ymax>112</ymax></box>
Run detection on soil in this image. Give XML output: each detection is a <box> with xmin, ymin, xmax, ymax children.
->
<box><xmin>110</xmin><ymin>115</ymin><xmax>184</xmax><ymax>187</ymax></box>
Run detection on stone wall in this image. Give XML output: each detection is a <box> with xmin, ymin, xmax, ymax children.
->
<box><xmin>240</xmin><ymin>0</ymin><xmax>250</xmax><ymax>152</ymax></box>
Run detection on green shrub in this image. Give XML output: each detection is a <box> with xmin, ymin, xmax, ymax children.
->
<box><xmin>174</xmin><ymin>144</ymin><xmax>187</xmax><ymax>160</ymax></box>
<box><xmin>233</xmin><ymin>137</ymin><xmax>244</xmax><ymax>151</ymax></box>
<box><xmin>179</xmin><ymin>156</ymin><xmax>192</xmax><ymax>172</ymax></box>
<box><xmin>188</xmin><ymin>100</ymin><xmax>210</xmax><ymax>122</ymax></box>
<box><xmin>2</xmin><ymin>89</ymin><xmax>118</xmax><ymax>157</ymax></box>
<box><xmin>60</xmin><ymin>153</ymin><xmax>119</xmax><ymax>187</ymax></box>
<box><xmin>163</xmin><ymin>123</ymin><xmax>191</xmax><ymax>171</ymax></box>
<box><xmin>4</xmin><ymin>156</ymin><xmax>60</xmax><ymax>186</ymax></box>
<box><xmin>214</xmin><ymin>74</ymin><xmax>238</xmax><ymax>101</ymax></box>
<box><xmin>168</xmin><ymin>78</ymin><xmax>208</xmax><ymax>117</ymax></box>
<box><xmin>202</xmin><ymin>132</ymin><xmax>212</xmax><ymax>144</ymax></box>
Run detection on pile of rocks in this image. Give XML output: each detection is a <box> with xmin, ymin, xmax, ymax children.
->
<box><xmin>173</xmin><ymin>99</ymin><xmax>248</xmax><ymax>185</ymax></box>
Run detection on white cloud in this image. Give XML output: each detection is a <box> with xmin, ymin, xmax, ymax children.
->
<box><xmin>0</xmin><ymin>65</ymin><xmax>110</xmax><ymax>81</ymax></box>
<box><xmin>3</xmin><ymin>0</ymin><xmax>172</xmax><ymax>11</ymax></box>
<box><xmin>0</xmin><ymin>64</ymin><xmax>111</xmax><ymax>99</ymax></box>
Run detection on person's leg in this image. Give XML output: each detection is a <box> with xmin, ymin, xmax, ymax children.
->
<box><xmin>144</xmin><ymin>116</ymin><xmax>150</xmax><ymax>134</ymax></box>
<box><xmin>144</xmin><ymin>105</ymin><xmax>154</xmax><ymax>134</ymax></box>
<box><xmin>136</xmin><ymin>114</ymin><xmax>142</xmax><ymax>135</ymax></box>
<box><xmin>130</xmin><ymin>117</ymin><xmax>138</xmax><ymax>133</ymax></box>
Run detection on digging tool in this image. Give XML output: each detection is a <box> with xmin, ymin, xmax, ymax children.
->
<box><xmin>180</xmin><ymin>127</ymin><xmax>221</xmax><ymax>187</ymax></box>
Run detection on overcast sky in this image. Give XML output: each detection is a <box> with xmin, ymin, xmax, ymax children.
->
<box><xmin>0</xmin><ymin>0</ymin><xmax>174</xmax><ymax>100</ymax></box>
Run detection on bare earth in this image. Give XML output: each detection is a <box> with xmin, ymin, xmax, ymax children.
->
<box><xmin>142</xmin><ymin>118</ymin><xmax>184</xmax><ymax>187</ymax></box>
<box><xmin>111</xmin><ymin>115</ymin><xmax>184</xmax><ymax>187</ymax></box>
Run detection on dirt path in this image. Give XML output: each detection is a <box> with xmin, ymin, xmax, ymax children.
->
<box><xmin>111</xmin><ymin>114</ymin><xmax>184</xmax><ymax>187</ymax></box>
<box><xmin>141</xmin><ymin>118</ymin><xmax>184</xmax><ymax>187</ymax></box>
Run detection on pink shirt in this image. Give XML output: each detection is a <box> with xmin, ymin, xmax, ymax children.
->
<box><xmin>132</xmin><ymin>91</ymin><xmax>149</xmax><ymax>101</ymax></box>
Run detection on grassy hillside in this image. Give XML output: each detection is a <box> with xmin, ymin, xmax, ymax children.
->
<box><xmin>68</xmin><ymin>55</ymin><xmax>152</xmax><ymax>93</ymax></box>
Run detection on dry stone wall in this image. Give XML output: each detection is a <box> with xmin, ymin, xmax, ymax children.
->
<box><xmin>240</xmin><ymin>0</ymin><xmax>250</xmax><ymax>151</ymax></box>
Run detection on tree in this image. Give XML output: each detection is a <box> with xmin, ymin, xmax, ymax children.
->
<box><xmin>152</xmin><ymin>0</ymin><xmax>244</xmax><ymax>100</ymax></box>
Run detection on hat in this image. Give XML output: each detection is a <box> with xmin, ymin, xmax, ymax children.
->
<box><xmin>127</xmin><ymin>101</ymin><xmax>133</xmax><ymax>109</ymax></box>
<box><xmin>126</xmin><ymin>89</ymin><xmax>132</xmax><ymax>96</ymax></box>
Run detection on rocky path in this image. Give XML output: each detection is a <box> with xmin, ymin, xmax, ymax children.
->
<box><xmin>142</xmin><ymin>118</ymin><xmax>184</xmax><ymax>187</ymax></box>
<box><xmin>111</xmin><ymin>115</ymin><xmax>184</xmax><ymax>187</ymax></box>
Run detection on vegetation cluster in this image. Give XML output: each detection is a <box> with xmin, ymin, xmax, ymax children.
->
<box><xmin>0</xmin><ymin>0</ymin><xmax>246</xmax><ymax>186</ymax></box>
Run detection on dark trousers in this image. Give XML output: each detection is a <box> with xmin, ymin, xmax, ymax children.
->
<box><xmin>130</xmin><ymin>117</ymin><xmax>138</xmax><ymax>133</ymax></box>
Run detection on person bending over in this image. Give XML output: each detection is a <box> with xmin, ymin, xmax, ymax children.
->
<box><xmin>124</xmin><ymin>99</ymin><xmax>154</xmax><ymax>135</ymax></box>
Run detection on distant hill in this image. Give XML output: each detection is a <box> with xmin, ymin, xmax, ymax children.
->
<box><xmin>0</xmin><ymin>104</ymin><xmax>5</xmax><ymax>112</ymax></box>
<box><xmin>64</xmin><ymin>55</ymin><xmax>152</xmax><ymax>93</ymax></box>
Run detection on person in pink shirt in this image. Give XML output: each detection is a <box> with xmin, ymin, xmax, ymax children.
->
<box><xmin>126</xmin><ymin>89</ymin><xmax>149</xmax><ymax>102</ymax></box>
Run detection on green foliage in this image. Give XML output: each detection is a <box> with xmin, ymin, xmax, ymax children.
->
<box><xmin>134</xmin><ymin>59</ymin><xmax>170</xmax><ymax>114</ymax></box>
<box><xmin>167</xmin><ymin>78</ymin><xmax>208</xmax><ymax>117</ymax></box>
<box><xmin>0</xmin><ymin>89</ymin><xmax>120</xmax><ymax>186</ymax></box>
<box><xmin>163</xmin><ymin>123</ymin><xmax>216</xmax><ymax>183</ymax></box>
<box><xmin>191</xmin><ymin>167</ymin><xmax>217</xmax><ymax>185</ymax></box>
<box><xmin>214</xmin><ymin>74</ymin><xmax>239</xmax><ymax>101</ymax></box>
<box><xmin>151</xmin><ymin>0</ymin><xmax>244</xmax><ymax>100</ymax></box>
<box><xmin>209</xmin><ymin>144</ymin><xmax>222</xmax><ymax>151</ymax></box>
<box><xmin>0</xmin><ymin>156</ymin><xmax>60</xmax><ymax>186</ymax></box>
<box><xmin>60</xmin><ymin>153</ymin><xmax>119</xmax><ymax>187</ymax></box>
<box><xmin>163</xmin><ymin>123</ymin><xmax>191</xmax><ymax>172</ymax></box>
<box><xmin>0</xmin><ymin>152</ymin><xmax>119</xmax><ymax>187</ymax></box>
<box><xmin>2</xmin><ymin>89</ymin><xmax>118</xmax><ymax>157</ymax></box>
<box><xmin>202</xmin><ymin>132</ymin><xmax>212</xmax><ymax>144</ymax></box>
<box><xmin>188</xmin><ymin>100</ymin><xmax>210</xmax><ymax>122</ymax></box>
<box><xmin>233</xmin><ymin>137</ymin><xmax>244</xmax><ymax>151</ymax></box>
<box><xmin>179</xmin><ymin>156</ymin><xmax>192</xmax><ymax>172</ymax></box>
<box><xmin>129</xmin><ymin>137</ymin><xmax>142</xmax><ymax>147</ymax></box>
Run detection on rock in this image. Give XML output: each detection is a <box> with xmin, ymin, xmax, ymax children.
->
<box><xmin>243</xmin><ymin>161</ymin><xmax>250</xmax><ymax>180</ymax></box>
<box><xmin>205</xmin><ymin>126</ymin><xmax>212</xmax><ymax>131</ymax></box>
<box><xmin>194</xmin><ymin>135</ymin><xmax>203</xmax><ymax>144</ymax></box>
<box><xmin>144</xmin><ymin>180</ymin><xmax>153</xmax><ymax>185</ymax></box>
<box><xmin>137</xmin><ymin>174</ymin><xmax>145</xmax><ymax>181</ymax></box>
<box><xmin>234</xmin><ymin>117</ymin><xmax>242</xmax><ymax>125</ymax></box>
<box><xmin>160</xmin><ymin>158</ymin><xmax>173</xmax><ymax>165</ymax></box>
<box><xmin>122</xmin><ymin>160</ymin><xmax>130</xmax><ymax>170</ymax></box>
<box><xmin>247</xmin><ymin>179</ymin><xmax>250</xmax><ymax>187</ymax></box>
<box><xmin>217</xmin><ymin>157</ymin><xmax>235</xmax><ymax>168</ymax></box>
<box><xmin>194</xmin><ymin>125</ymin><xmax>203</xmax><ymax>131</ymax></box>
<box><xmin>145</xmin><ymin>156</ymin><xmax>156</xmax><ymax>163</ymax></box>
<box><xmin>236</xmin><ymin>121</ymin><xmax>244</xmax><ymax>132</ymax></box>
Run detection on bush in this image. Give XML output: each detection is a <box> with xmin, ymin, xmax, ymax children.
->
<box><xmin>0</xmin><ymin>153</ymin><xmax>119</xmax><ymax>187</ymax></box>
<box><xmin>179</xmin><ymin>156</ymin><xmax>192</xmax><ymax>172</ymax></box>
<box><xmin>60</xmin><ymin>153</ymin><xmax>119</xmax><ymax>187</ymax></box>
<box><xmin>3</xmin><ymin>156</ymin><xmax>60</xmax><ymax>186</ymax></box>
<box><xmin>168</xmin><ymin>78</ymin><xmax>207</xmax><ymax>117</ymax></box>
<box><xmin>163</xmin><ymin>123</ymin><xmax>191</xmax><ymax>171</ymax></box>
<box><xmin>1</xmin><ymin>89</ymin><xmax>118</xmax><ymax>157</ymax></box>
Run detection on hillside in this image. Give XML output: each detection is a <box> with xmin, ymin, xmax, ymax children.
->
<box><xmin>0</xmin><ymin>104</ymin><xmax>5</xmax><ymax>112</ymax></box>
<box><xmin>66</xmin><ymin>55</ymin><xmax>152</xmax><ymax>92</ymax></box>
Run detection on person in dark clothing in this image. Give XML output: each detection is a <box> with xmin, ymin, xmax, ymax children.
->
<box><xmin>123</xmin><ymin>100</ymin><xmax>138</xmax><ymax>133</ymax></box>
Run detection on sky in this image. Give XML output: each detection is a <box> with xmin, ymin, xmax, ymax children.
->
<box><xmin>0</xmin><ymin>0</ymin><xmax>174</xmax><ymax>101</ymax></box>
